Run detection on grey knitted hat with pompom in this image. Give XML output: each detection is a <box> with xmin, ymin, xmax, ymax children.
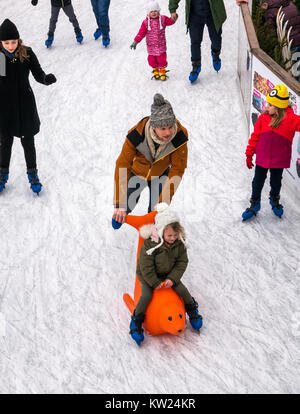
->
<box><xmin>150</xmin><ymin>93</ymin><xmax>176</xmax><ymax>127</ymax></box>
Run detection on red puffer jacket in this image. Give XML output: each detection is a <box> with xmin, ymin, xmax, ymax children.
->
<box><xmin>246</xmin><ymin>107</ymin><xmax>300</xmax><ymax>168</ymax></box>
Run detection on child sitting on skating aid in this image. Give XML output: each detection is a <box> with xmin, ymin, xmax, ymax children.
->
<box><xmin>31</xmin><ymin>0</ymin><xmax>83</xmax><ymax>47</ymax></box>
<box><xmin>242</xmin><ymin>84</ymin><xmax>300</xmax><ymax>221</ymax></box>
<box><xmin>130</xmin><ymin>203</ymin><xmax>203</xmax><ymax>346</ymax></box>
<box><xmin>130</xmin><ymin>1</ymin><xmax>175</xmax><ymax>81</ymax></box>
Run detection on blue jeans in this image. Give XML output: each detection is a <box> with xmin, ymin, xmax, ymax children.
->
<box><xmin>90</xmin><ymin>0</ymin><xmax>110</xmax><ymax>35</ymax></box>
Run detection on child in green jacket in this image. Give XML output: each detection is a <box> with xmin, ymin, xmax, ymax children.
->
<box><xmin>130</xmin><ymin>203</ymin><xmax>203</xmax><ymax>345</ymax></box>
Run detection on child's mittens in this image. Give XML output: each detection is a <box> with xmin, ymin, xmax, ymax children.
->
<box><xmin>31</xmin><ymin>0</ymin><xmax>38</xmax><ymax>6</ymax></box>
<box><xmin>130</xmin><ymin>41</ymin><xmax>137</xmax><ymax>50</ymax></box>
<box><xmin>44</xmin><ymin>73</ymin><xmax>57</xmax><ymax>85</ymax></box>
<box><xmin>246</xmin><ymin>155</ymin><xmax>254</xmax><ymax>169</ymax></box>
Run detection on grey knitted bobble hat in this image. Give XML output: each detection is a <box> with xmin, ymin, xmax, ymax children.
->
<box><xmin>150</xmin><ymin>93</ymin><xmax>176</xmax><ymax>127</ymax></box>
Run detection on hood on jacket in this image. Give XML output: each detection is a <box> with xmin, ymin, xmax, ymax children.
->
<box><xmin>263</xmin><ymin>0</ymin><xmax>290</xmax><ymax>9</ymax></box>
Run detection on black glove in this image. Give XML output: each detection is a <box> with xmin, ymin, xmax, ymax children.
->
<box><xmin>31</xmin><ymin>0</ymin><xmax>38</xmax><ymax>6</ymax></box>
<box><xmin>130</xmin><ymin>41</ymin><xmax>137</xmax><ymax>50</ymax></box>
<box><xmin>44</xmin><ymin>73</ymin><xmax>56</xmax><ymax>85</ymax></box>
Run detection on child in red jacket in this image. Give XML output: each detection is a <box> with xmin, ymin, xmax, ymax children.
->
<box><xmin>242</xmin><ymin>84</ymin><xmax>300</xmax><ymax>220</ymax></box>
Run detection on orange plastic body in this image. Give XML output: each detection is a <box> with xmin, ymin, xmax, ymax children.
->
<box><xmin>123</xmin><ymin>212</ymin><xmax>186</xmax><ymax>336</ymax></box>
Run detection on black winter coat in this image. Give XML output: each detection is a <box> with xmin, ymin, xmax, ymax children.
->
<box><xmin>0</xmin><ymin>48</ymin><xmax>47</xmax><ymax>138</ymax></box>
<box><xmin>51</xmin><ymin>0</ymin><xmax>72</xmax><ymax>7</ymax></box>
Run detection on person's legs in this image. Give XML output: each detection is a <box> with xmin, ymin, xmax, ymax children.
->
<box><xmin>135</xmin><ymin>283</ymin><xmax>153</xmax><ymax>317</ymax></box>
<box><xmin>174</xmin><ymin>282</ymin><xmax>203</xmax><ymax>331</ymax></box>
<box><xmin>269</xmin><ymin>168</ymin><xmax>284</xmax><ymax>216</ymax></box>
<box><xmin>97</xmin><ymin>0</ymin><xmax>111</xmax><ymax>35</ymax></box>
<box><xmin>126</xmin><ymin>173</ymin><xmax>148</xmax><ymax>214</ymax></box>
<box><xmin>147</xmin><ymin>167</ymin><xmax>170</xmax><ymax>212</ymax></box>
<box><xmin>49</xmin><ymin>6</ymin><xmax>61</xmax><ymax>34</ymax></box>
<box><xmin>156</xmin><ymin>52</ymin><xmax>168</xmax><ymax>69</ymax></box>
<box><xmin>91</xmin><ymin>0</ymin><xmax>101</xmax><ymax>27</ymax></box>
<box><xmin>173</xmin><ymin>282</ymin><xmax>193</xmax><ymax>305</ymax></box>
<box><xmin>62</xmin><ymin>4</ymin><xmax>80</xmax><ymax>30</ymax></box>
<box><xmin>269</xmin><ymin>168</ymin><xmax>284</xmax><ymax>199</ymax></box>
<box><xmin>0</xmin><ymin>136</ymin><xmax>14</xmax><ymax>169</ymax></box>
<box><xmin>251</xmin><ymin>165</ymin><xmax>268</xmax><ymax>202</ymax></box>
<box><xmin>147</xmin><ymin>54</ymin><xmax>159</xmax><ymax>68</ymax></box>
<box><xmin>206</xmin><ymin>16</ymin><xmax>222</xmax><ymax>55</ymax></box>
<box><xmin>189</xmin><ymin>15</ymin><xmax>205</xmax><ymax>64</ymax></box>
<box><xmin>21</xmin><ymin>137</ymin><xmax>42</xmax><ymax>194</ymax></box>
<box><xmin>242</xmin><ymin>165</ymin><xmax>267</xmax><ymax>220</ymax></box>
<box><xmin>20</xmin><ymin>136</ymin><xmax>37</xmax><ymax>169</ymax></box>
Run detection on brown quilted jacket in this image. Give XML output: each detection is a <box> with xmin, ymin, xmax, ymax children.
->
<box><xmin>113</xmin><ymin>117</ymin><xmax>188</xmax><ymax>208</ymax></box>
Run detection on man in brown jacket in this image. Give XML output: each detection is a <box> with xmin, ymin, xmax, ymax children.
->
<box><xmin>112</xmin><ymin>93</ymin><xmax>188</xmax><ymax>227</ymax></box>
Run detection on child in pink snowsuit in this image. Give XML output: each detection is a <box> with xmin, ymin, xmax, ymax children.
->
<box><xmin>130</xmin><ymin>1</ymin><xmax>175</xmax><ymax>80</ymax></box>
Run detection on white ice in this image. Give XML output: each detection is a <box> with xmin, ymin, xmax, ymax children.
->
<box><xmin>0</xmin><ymin>0</ymin><xmax>299</xmax><ymax>394</ymax></box>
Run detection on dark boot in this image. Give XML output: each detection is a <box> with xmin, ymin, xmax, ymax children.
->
<box><xmin>185</xmin><ymin>298</ymin><xmax>203</xmax><ymax>331</ymax></box>
<box><xmin>27</xmin><ymin>168</ymin><xmax>42</xmax><ymax>195</ymax></box>
<box><xmin>242</xmin><ymin>198</ymin><xmax>261</xmax><ymax>221</ymax></box>
<box><xmin>129</xmin><ymin>310</ymin><xmax>145</xmax><ymax>346</ymax></box>
<box><xmin>269</xmin><ymin>195</ymin><xmax>283</xmax><ymax>218</ymax></box>
<box><xmin>0</xmin><ymin>168</ymin><xmax>9</xmax><ymax>193</ymax></box>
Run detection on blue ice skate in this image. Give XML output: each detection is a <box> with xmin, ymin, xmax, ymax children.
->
<box><xmin>27</xmin><ymin>168</ymin><xmax>42</xmax><ymax>195</ymax></box>
<box><xmin>94</xmin><ymin>28</ymin><xmax>102</xmax><ymax>40</ymax></box>
<box><xmin>75</xmin><ymin>28</ymin><xmax>83</xmax><ymax>44</ymax></box>
<box><xmin>0</xmin><ymin>168</ymin><xmax>9</xmax><ymax>193</ymax></box>
<box><xmin>189</xmin><ymin>63</ymin><xmax>201</xmax><ymax>83</ymax></box>
<box><xmin>45</xmin><ymin>32</ymin><xmax>54</xmax><ymax>48</ymax></box>
<box><xmin>102</xmin><ymin>34</ymin><xmax>110</xmax><ymax>47</ymax></box>
<box><xmin>212</xmin><ymin>51</ymin><xmax>221</xmax><ymax>72</ymax></box>
<box><xmin>185</xmin><ymin>299</ymin><xmax>203</xmax><ymax>331</ymax></box>
<box><xmin>130</xmin><ymin>311</ymin><xmax>144</xmax><ymax>346</ymax></box>
<box><xmin>242</xmin><ymin>199</ymin><xmax>261</xmax><ymax>221</ymax></box>
<box><xmin>270</xmin><ymin>197</ymin><xmax>284</xmax><ymax>218</ymax></box>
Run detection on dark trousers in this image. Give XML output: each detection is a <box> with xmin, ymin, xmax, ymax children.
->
<box><xmin>126</xmin><ymin>168</ymin><xmax>170</xmax><ymax>214</ymax></box>
<box><xmin>49</xmin><ymin>5</ymin><xmax>80</xmax><ymax>33</ymax></box>
<box><xmin>251</xmin><ymin>165</ymin><xmax>284</xmax><ymax>201</ymax></box>
<box><xmin>0</xmin><ymin>136</ymin><xmax>37</xmax><ymax>170</ymax></box>
<box><xmin>189</xmin><ymin>14</ymin><xmax>222</xmax><ymax>63</ymax></box>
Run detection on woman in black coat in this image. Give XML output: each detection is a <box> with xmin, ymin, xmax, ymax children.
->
<box><xmin>0</xmin><ymin>19</ymin><xmax>56</xmax><ymax>194</ymax></box>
